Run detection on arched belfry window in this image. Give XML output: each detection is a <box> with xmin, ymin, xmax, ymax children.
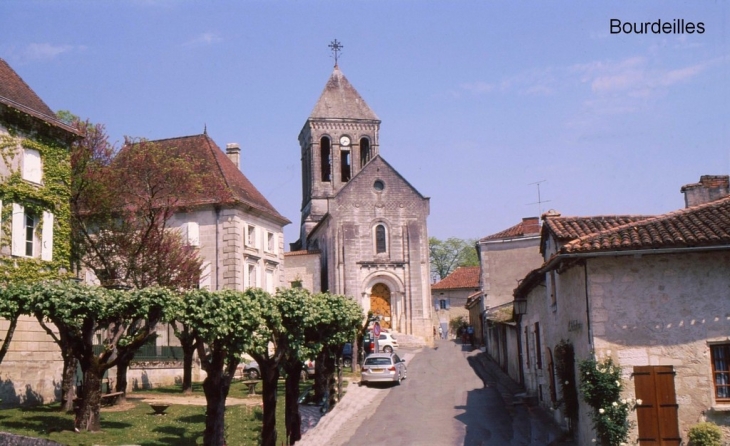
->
<box><xmin>360</xmin><ymin>137</ymin><xmax>371</xmax><ymax>167</ymax></box>
<box><xmin>375</xmin><ymin>224</ymin><xmax>387</xmax><ymax>254</ymax></box>
<box><xmin>320</xmin><ymin>137</ymin><xmax>331</xmax><ymax>182</ymax></box>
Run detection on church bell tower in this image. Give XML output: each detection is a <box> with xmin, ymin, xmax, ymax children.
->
<box><xmin>298</xmin><ymin>59</ymin><xmax>381</xmax><ymax>246</ymax></box>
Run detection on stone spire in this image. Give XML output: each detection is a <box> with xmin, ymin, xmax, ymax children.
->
<box><xmin>309</xmin><ymin>67</ymin><xmax>379</xmax><ymax>121</ymax></box>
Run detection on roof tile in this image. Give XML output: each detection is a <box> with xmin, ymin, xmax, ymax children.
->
<box><xmin>431</xmin><ymin>266</ymin><xmax>480</xmax><ymax>290</ymax></box>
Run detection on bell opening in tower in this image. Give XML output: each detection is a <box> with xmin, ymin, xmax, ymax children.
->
<box><xmin>320</xmin><ymin>136</ymin><xmax>331</xmax><ymax>182</ymax></box>
<box><xmin>341</xmin><ymin>149</ymin><xmax>351</xmax><ymax>182</ymax></box>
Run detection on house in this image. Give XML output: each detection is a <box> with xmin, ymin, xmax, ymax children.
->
<box><xmin>431</xmin><ymin>266</ymin><xmax>480</xmax><ymax>337</ymax></box>
<box><xmin>474</xmin><ymin>217</ymin><xmax>542</xmax><ymax>381</ymax></box>
<box><xmin>514</xmin><ymin>175</ymin><xmax>730</xmax><ymax>445</ymax></box>
<box><xmin>0</xmin><ymin>57</ymin><xmax>81</xmax><ymax>405</ymax></box>
<box><xmin>108</xmin><ymin>134</ymin><xmax>290</xmax><ymax>389</ymax></box>
<box><xmin>289</xmin><ymin>64</ymin><xmax>433</xmax><ymax>344</ymax></box>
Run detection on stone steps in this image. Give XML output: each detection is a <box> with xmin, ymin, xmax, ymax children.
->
<box><xmin>389</xmin><ymin>331</ymin><xmax>428</xmax><ymax>349</ymax></box>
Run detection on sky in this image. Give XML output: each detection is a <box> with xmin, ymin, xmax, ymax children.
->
<box><xmin>2</xmin><ymin>1</ymin><xmax>728</xmax><ymax>247</ymax></box>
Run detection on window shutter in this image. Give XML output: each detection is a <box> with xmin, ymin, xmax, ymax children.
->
<box><xmin>187</xmin><ymin>221</ymin><xmax>199</xmax><ymax>246</ymax></box>
<box><xmin>445</xmin><ymin>299</ymin><xmax>450</xmax><ymax>309</ymax></box>
<box><xmin>23</xmin><ymin>148</ymin><xmax>42</xmax><ymax>183</ymax></box>
<box><xmin>11</xmin><ymin>203</ymin><xmax>24</xmax><ymax>256</ymax></box>
<box><xmin>41</xmin><ymin>211</ymin><xmax>54</xmax><ymax>261</ymax></box>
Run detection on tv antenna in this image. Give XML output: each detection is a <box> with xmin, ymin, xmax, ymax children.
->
<box><xmin>527</xmin><ymin>180</ymin><xmax>551</xmax><ymax>217</ymax></box>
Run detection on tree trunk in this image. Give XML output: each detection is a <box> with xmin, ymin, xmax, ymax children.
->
<box><xmin>260</xmin><ymin>360</ymin><xmax>280</xmax><ymax>446</ymax></box>
<box><xmin>0</xmin><ymin>315</ymin><xmax>18</xmax><ymax>364</ymax></box>
<box><xmin>115</xmin><ymin>355</ymin><xmax>131</xmax><ymax>403</ymax></box>
<box><xmin>202</xmin><ymin>366</ymin><xmax>231</xmax><ymax>446</ymax></box>
<box><xmin>60</xmin><ymin>349</ymin><xmax>77</xmax><ymax>412</ymax></box>
<box><xmin>75</xmin><ymin>363</ymin><xmax>104</xmax><ymax>432</ymax></box>
<box><xmin>284</xmin><ymin>361</ymin><xmax>303</xmax><ymax>445</ymax></box>
<box><xmin>182</xmin><ymin>339</ymin><xmax>196</xmax><ymax>394</ymax></box>
<box><xmin>313</xmin><ymin>350</ymin><xmax>327</xmax><ymax>403</ymax></box>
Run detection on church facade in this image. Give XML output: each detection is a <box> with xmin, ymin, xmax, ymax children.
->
<box><xmin>290</xmin><ymin>65</ymin><xmax>433</xmax><ymax>343</ymax></box>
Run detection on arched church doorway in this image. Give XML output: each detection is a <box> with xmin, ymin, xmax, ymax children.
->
<box><xmin>370</xmin><ymin>283</ymin><xmax>392</xmax><ymax>329</ymax></box>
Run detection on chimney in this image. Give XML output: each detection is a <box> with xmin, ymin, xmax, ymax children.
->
<box><xmin>680</xmin><ymin>175</ymin><xmax>730</xmax><ymax>207</ymax></box>
<box><xmin>522</xmin><ymin>217</ymin><xmax>540</xmax><ymax>235</ymax></box>
<box><xmin>226</xmin><ymin>143</ymin><xmax>240</xmax><ymax>169</ymax></box>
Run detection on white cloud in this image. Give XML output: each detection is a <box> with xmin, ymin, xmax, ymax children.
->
<box><xmin>23</xmin><ymin>43</ymin><xmax>75</xmax><ymax>61</ymax></box>
<box><xmin>460</xmin><ymin>81</ymin><xmax>495</xmax><ymax>95</ymax></box>
<box><xmin>183</xmin><ymin>32</ymin><xmax>223</xmax><ymax>47</ymax></box>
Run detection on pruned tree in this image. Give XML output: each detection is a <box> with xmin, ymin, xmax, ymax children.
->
<box><xmin>429</xmin><ymin>236</ymin><xmax>479</xmax><ymax>281</ymax></box>
<box><xmin>0</xmin><ymin>284</ymin><xmax>32</xmax><ymax>365</ymax></box>
<box><xmin>309</xmin><ymin>293</ymin><xmax>363</xmax><ymax>410</ymax></box>
<box><xmin>28</xmin><ymin>281</ymin><xmax>175</xmax><ymax>432</ymax></box>
<box><xmin>173</xmin><ymin>288</ymin><xmax>264</xmax><ymax>446</ymax></box>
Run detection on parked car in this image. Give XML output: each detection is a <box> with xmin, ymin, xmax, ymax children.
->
<box><xmin>305</xmin><ymin>359</ymin><xmax>316</xmax><ymax>377</ymax></box>
<box><xmin>342</xmin><ymin>343</ymin><xmax>353</xmax><ymax>368</ymax></box>
<box><xmin>360</xmin><ymin>353</ymin><xmax>407</xmax><ymax>386</ymax></box>
<box><xmin>376</xmin><ymin>332</ymin><xmax>399</xmax><ymax>353</ymax></box>
<box><xmin>243</xmin><ymin>360</ymin><xmax>260</xmax><ymax>380</ymax></box>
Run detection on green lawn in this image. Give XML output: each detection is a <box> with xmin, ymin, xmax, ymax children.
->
<box><xmin>0</xmin><ymin>380</ymin><xmax>296</xmax><ymax>446</ymax></box>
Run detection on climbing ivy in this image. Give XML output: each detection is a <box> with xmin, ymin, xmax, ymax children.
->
<box><xmin>0</xmin><ymin>125</ymin><xmax>73</xmax><ymax>284</ymax></box>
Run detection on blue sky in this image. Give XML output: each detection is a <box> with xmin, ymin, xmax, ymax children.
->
<box><xmin>2</xmin><ymin>1</ymin><xmax>728</xmax><ymax>246</ymax></box>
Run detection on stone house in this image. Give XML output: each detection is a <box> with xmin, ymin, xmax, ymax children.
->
<box><xmin>475</xmin><ymin>217</ymin><xmax>542</xmax><ymax>382</ymax></box>
<box><xmin>0</xmin><ymin>58</ymin><xmax>81</xmax><ymax>405</ymax></box>
<box><xmin>431</xmin><ymin>266</ymin><xmax>480</xmax><ymax>338</ymax></box>
<box><xmin>107</xmin><ymin>133</ymin><xmax>290</xmax><ymax>389</ymax></box>
<box><xmin>514</xmin><ymin>175</ymin><xmax>730</xmax><ymax>445</ymax></box>
<box><xmin>290</xmin><ymin>65</ymin><xmax>433</xmax><ymax>344</ymax></box>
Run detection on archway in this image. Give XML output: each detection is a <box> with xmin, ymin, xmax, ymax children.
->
<box><xmin>370</xmin><ymin>283</ymin><xmax>392</xmax><ymax>329</ymax></box>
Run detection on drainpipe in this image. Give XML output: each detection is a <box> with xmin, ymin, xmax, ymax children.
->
<box><xmin>584</xmin><ymin>262</ymin><xmax>593</xmax><ymax>349</ymax></box>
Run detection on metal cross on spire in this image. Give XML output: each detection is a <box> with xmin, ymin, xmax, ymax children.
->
<box><xmin>329</xmin><ymin>39</ymin><xmax>343</xmax><ymax>67</ymax></box>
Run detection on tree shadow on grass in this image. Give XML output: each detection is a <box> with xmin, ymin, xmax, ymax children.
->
<box><xmin>1</xmin><ymin>415</ymin><xmax>74</xmax><ymax>434</ymax></box>
<box><xmin>177</xmin><ymin>413</ymin><xmax>206</xmax><ymax>424</ymax></box>
<box><xmin>148</xmin><ymin>426</ymin><xmax>201</xmax><ymax>446</ymax></box>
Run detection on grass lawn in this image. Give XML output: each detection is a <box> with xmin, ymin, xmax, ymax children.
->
<box><xmin>0</xmin><ymin>380</ymin><xmax>298</xmax><ymax>446</ymax></box>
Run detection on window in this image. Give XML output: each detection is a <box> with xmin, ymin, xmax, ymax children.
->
<box><xmin>373</xmin><ymin>180</ymin><xmax>384</xmax><ymax>191</ymax></box>
<box><xmin>340</xmin><ymin>150</ymin><xmax>351</xmax><ymax>182</ymax></box>
<box><xmin>246</xmin><ymin>225</ymin><xmax>256</xmax><ymax>248</ymax></box>
<box><xmin>267</xmin><ymin>232</ymin><xmax>275</xmax><ymax>252</ymax></box>
<box><xmin>711</xmin><ymin>344</ymin><xmax>730</xmax><ymax>401</ymax></box>
<box><xmin>439</xmin><ymin>299</ymin><xmax>448</xmax><ymax>310</ymax></box>
<box><xmin>25</xmin><ymin>213</ymin><xmax>35</xmax><ymax>256</ymax></box>
<box><xmin>11</xmin><ymin>203</ymin><xmax>52</xmax><ymax>260</ymax></box>
<box><xmin>22</xmin><ymin>148</ymin><xmax>42</xmax><ymax>183</ymax></box>
<box><xmin>375</xmin><ymin>224</ymin><xmax>387</xmax><ymax>253</ymax></box>
<box><xmin>247</xmin><ymin>264</ymin><xmax>257</xmax><ymax>289</ymax></box>
<box><xmin>320</xmin><ymin>137</ymin><xmax>331</xmax><ymax>182</ymax></box>
<box><xmin>183</xmin><ymin>221</ymin><xmax>199</xmax><ymax>246</ymax></box>
<box><xmin>266</xmin><ymin>269</ymin><xmax>274</xmax><ymax>293</ymax></box>
<box><xmin>360</xmin><ymin>137</ymin><xmax>371</xmax><ymax>167</ymax></box>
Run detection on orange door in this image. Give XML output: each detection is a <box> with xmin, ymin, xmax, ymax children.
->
<box><xmin>370</xmin><ymin>283</ymin><xmax>392</xmax><ymax>329</ymax></box>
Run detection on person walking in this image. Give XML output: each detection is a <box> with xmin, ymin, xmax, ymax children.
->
<box><xmin>438</xmin><ymin>325</ymin><xmax>443</xmax><ymax>339</ymax></box>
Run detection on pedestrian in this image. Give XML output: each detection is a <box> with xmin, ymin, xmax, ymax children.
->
<box><xmin>438</xmin><ymin>325</ymin><xmax>443</xmax><ymax>339</ymax></box>
<box><xmin>467</xmin><ymin>325</ymin><xmax>475</xmax><ymax>347</ymax></box>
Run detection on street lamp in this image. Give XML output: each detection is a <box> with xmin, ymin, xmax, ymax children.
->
<box><xmin>513</xmin><ymin>298</ymin><xmax>528</xmax><ymax>316</ymax></box>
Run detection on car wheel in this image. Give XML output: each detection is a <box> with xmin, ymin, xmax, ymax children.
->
<box><xmin>383</xmin><ymin>345</ymin><xmax>393</xmax><ymax>353</ymax></box>
<box><xmin>396</xmin><ymin>373</ymin><xmax>402</xmax><ymax>386</ymax></box>
<box><xmin>343</xmin><ymin>358</ymin><xmax>352</xmax><ymax>368</ymax></box>
<box><xmin>248</xmin><ymin>369</ymin><xmax>260</xmax><ymax>380</ymax></box>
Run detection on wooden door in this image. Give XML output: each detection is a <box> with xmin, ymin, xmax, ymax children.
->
<box><xmin>370</xmin><ymin>283</ymin><xmax>391</xmax><ymax>329</ymax></box>
<box><xmin>634</xmin><ymin>366</ymin><xmax>681</xmax><ymax>446</ymax></box>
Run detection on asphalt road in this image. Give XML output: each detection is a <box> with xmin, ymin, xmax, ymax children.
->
<box><xmin>347</xmin><ymin>339</ymin><xmax>517</xmax><ymax>446</ymax></box>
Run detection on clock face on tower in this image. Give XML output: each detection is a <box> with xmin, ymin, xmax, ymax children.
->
<box><xmin>339</xmin><ymin>135</ymin><xmax>351</xmax><ymax>147</ymax></box>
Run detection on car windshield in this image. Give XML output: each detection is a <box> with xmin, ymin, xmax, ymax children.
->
<box><xmin>364</xmin><ymin>357</ymin><xmax>392</xmax><ymax>366</ymax></box>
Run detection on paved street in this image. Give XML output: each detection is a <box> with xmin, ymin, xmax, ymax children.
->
<box><xmin>298</xmin><ymin>339</ymin><xmax>571</xmax><ymax>446</ymax></box>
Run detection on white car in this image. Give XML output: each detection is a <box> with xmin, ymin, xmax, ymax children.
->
<box><xmin>375</xmin><ymin>332</ymin><xmax>398</xmax><ymax>353</ymax></box>
<box><xmin>360</xmin><ymin>353</ymin><xmax>407</xmax><ymax>386</ymax></box>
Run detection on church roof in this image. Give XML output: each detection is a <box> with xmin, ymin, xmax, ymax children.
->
<box><xmin>309</xmin><ymin>66</ymin><xmax>379</xmax><ymax>121</ymax></box>
<box><xmin>119</xmin><ymin>134</ymin><xmax>290</xmax><ymax>225</ymax></box>
<box><xmin>0</xmin><ymin>57</ymin><xmax>80</xmax><ymax>136</ymax></box>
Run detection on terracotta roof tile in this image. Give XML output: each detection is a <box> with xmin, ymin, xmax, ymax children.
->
<box><xmin>481</xmin><ymin>217</ymin><xmax>540</xmax><ymax>241</ymax></box>
<box><xmin>543</xmin><ymin>214</ymin><xmax>653</xmax><ymax>243</ymax></box>
<box><xmin>0</xmin><ymin>58</ymin><xmax>79</xmax><ymax>136</ymax></box>
<box><xmin>431</xmin><ymin>266</ymin><xmax>480</xmax><ymax>290</ymax></box>
<box><xmin>284</xmin><ymin>250</ymin><xmax>320</xmax><ymax>256</ymax></box>
<box><xmin>121</xmin><ymin>134</ymin><xmax>290</xmax><ymax>224</ymax></box>
<box><xmin>561</xmin><ymin>196</ymin><xmax>730</xmax><ymax>253</ymax></box>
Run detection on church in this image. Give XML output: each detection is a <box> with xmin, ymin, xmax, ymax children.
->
<box><xmin>288</xmin><ymin>59</ymin><xmax>434</xmax><ymax>344</ymax></box>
